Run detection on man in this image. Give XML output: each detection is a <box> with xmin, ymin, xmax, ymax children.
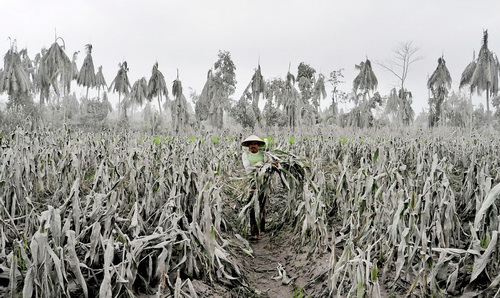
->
<box><xmin>241</xmin><ymin>135</ymin><xmax>268</xmax><ymax>241</ymax></box>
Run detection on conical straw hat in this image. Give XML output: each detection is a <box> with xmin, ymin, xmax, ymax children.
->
<box><xmin>241</xmin><ymin>135</ymin><xmax>265</xmax><ymax>147</ymax></box>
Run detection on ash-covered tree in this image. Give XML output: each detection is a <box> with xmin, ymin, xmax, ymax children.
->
<box><xmin>377</xmin><ymin>41</ymin><xmax>422</xmax><ymax>125</ymax></box>
<box><xmin>342</xmin><ymin>58</ymin><xmax>380</xmax><ymax>128</ymax></box>
<box><xmin>147</xmin><ymin>62</ymin><xmax>168</xmax><ymax>114</ymax></box>
<box><xmin>263</xmin><ymin>78</ymin><xmax>287</xmax><ymax>128</ymax></box>
<box><xmin>19</xmin><ymin>48</ymin><xmax>35</xmax><ymax>82</ymax></box>
<box><xmin>109</xmin><ymin>61</ymin><xmax>131</xmax><ymax>119</ymax></box>
<box><xmin>210</xmin><ymin>50</ymin><xmax>236</xmax><ymax>129</ymax></box>
<box><xmin>39</xmin><ymin>37</ymin><xmax>75</xmax><ymax>124</ymax></box>
<box><xmin>283</xmin><ymin>68</ymin><xmax>300</xmax><ymax>130</ymax></box>
<box><xmin>312</xmin><ymin>73</ymin><xmax>327</xmax><ymax>114</ymax></box>
<box><xmin>459</xmin><ymin>30</ymin><xmax>499</xmax><ymax>118</ymax></box>
<box><xmin>442</xmin><ymin>91</ymin><xmax>470</xmax><ymax>127</ymax></box>
<box><xmin>230</xmin><ymin>90</ymin><xmax>257</xmax><ymax>129</ymax></box>
<box><xmin>327</xmin><ymin>68</ymin><xmax>346</xmax><ymax>123</ymax></box>
<box><xmin>240</xmin><ymin>64</ymin><xmax>265</xmax><ymax>127</ymax></box>
<box><xmin>427</xmin><ymin>57</ymin><xmax>452</xmax><ymax>127</ymax></box>
<box><xmin>340</xmin><ymin>92</ymin><xmax>383</xmax><ymax>128</ymax></box>
<box><xmin>171</xmin><ymin>70</ymin><xmax>189</xmax><ymax>133</ymax></box>
<box><xmin>195</xmin><ymin>70</ymin><xmax>214</xmax><ymax>123</ymax></box>
<box><xmin>297</xmin><ymin>62</ymin><xmax>316</xmax><ymax>124</ymax></box>
<box><xmin>353</xmin><ymin>58</ymin><xmax>378</xmax><ymax>104</ymax></box>
<box><xmin>297</xmin><ymin>62</ymin><xmax>316</xmax><ymax>102</ymax></box>
<box><xmin>0</xmin><ymin>40</ymin><xmax>32</xmax><ymax>109</ymax></box>
<box><xmin>33</xmin><ymin>37</ymin><xmax>71</xmax><ymax>110</ymax></box>
<box><xmin>77</xmin><ymin>44</ymin><xmax>96</xmax><ymax>101</ymax></box>
<box><xmin>129</xmin><ymin>77</ymin><xmax>148</xmax><ymax>120</ymax></box>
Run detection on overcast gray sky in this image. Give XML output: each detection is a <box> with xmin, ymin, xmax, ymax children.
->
<box><xmin>1</xmin><ymin>0</ymin><xmax>500</xmax><ymax>114</ymax></box>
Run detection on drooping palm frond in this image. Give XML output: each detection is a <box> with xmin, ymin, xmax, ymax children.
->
<box><xmin>109</xmin><ymin>61</ymin><xmax>130</xmax><ymax>95</ymax></box>
<box><xmin>428</xmin><ymin>58</ymin><xmax>452</xmax><ymax>90</ymax></box>
<box><xmin>467</xmin><ymin>30</ymin><xmax>500</xmax><ymax>113</ymax></box>
<box><xmin>459</xmin><ymin>59</ymin><xmax>476</xmax><ymax>91</ymax></box>
<box><xmin>428</xmin><ymin>57</ymin><xmax>452</xmax><ymax>98</ymax></box>
<box><xmin>353</xmin><ymin>58</ymin><xmax>378</xmax><ymax>97</ymax></box>
<box><xmin>312</xmin><ymin>74</ymin><xmax>327</xmax><ymax>112</ymax></box>
<box><xmin>42</xmin><ymin>38</ymin><xmax>71</xmax><ymax>83</ymax></box>
<box><xmin>19</xmin><ymin>49</ymin><xmax>34</xmax><ymax>81</ymax></box>
<box><xmin>196</xmin><ymin>69</ymin><xmax>214</xmax><ymax>122</ymax></box>
<box><xmin>471</xmin><ymin>31</ymin><xmax>494</xmax><ymax>94</ymax></box>
<box><xmin>147</xmin><ymin>62</ymin><xmax>168</xmax><ymax>113</ymax></box>
<box><xmin>171</xmin><ymin>71</ymin><xmax>189</xmax><ymax>132</ymax></box>
<box><xmin>38</xmin><ymin>38</ymin><xmax>71</xmax><ymax>99</ymax></box>
<box><xmin>34</xmin><ymin>49</ymin><xmax>51</xmax><ymax>104</ymax></box>
<box><xmin>427</xmin><ymin>57</ymin><xmax>452</xmax><ymax>127</ymax></box>
<box><xmin>130</xmin><ymin>77</ymin><xmax>148</xmax><ymax>107</ymax></box>
<box><xmin>60</xmin><ymin>51</ymin><xmax>78</xmax><ymax>95</ymax></box>
<box><xmin>109</xmin><ymin>61</ymin><xmax>131</xmax><ymax>118</ymax></box>
<box><xmin>172</xmin><ymin>70</ymin><xmax>183</xmax><ymax>100</ymax></box>
<box><xmin>385</xmin><ymin>88</ymin><xmax>400</xmax><ymax>114</ymax></box>
<box><xmin>0</xmin><ymin>46</ymin><xmax>31</xmax><ymax>96</ymax></box>
<box><xmin>239</xmin><ymin>64</ymin><xmax>265</xmax><ymax>127</ymax></box>
<box><xmin>264</xmin><ymin>78</ymin><xmax>286</xmax><ymax>108</ymax></box>
<box><xmin>251</xmin><ymin>64</ymin><xmax>265</xmax><ymax>106</ymax></box>
<box><xmin>77</xmin><ymin>44</ymin><xmax>96</xmax><ymax>92</ymax></box>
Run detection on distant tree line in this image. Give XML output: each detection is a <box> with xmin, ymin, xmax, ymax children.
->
<box><xmin>0</xmin><ymin>30</ymin><xmax>499</xmax><ymax>133</ymax></box>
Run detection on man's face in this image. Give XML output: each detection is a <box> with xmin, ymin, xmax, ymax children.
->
<box><xmin>249</xmin><ymin>142</ymin><xmax>259</xmax><ymax>153</ymax></box>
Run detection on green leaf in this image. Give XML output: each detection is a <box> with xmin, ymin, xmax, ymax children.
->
<box><xmin>373</xmin><ymin>147</ymin><xmax>379</xmax><ymax>163</ymax></box>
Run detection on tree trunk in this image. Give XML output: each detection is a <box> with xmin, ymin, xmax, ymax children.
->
<box><xmin>63</xmin><ymin>92</ymin><xmax>67</xmax><ymax>125</ymax></box>
<box><xmin>486</xmin><ymin>82</ymin><xmax>490</xmax><ymax>120</ymax></box>
<box><xmin>469</xmin><ymin>92</ymin><xmax>473</xmax><ymax>130</ymax></box>
<box><xmin>157</xmin><ymin>94</ymin><xmax>162</xmax><ymax>114</ymax></box>
<box><xmin>118</xmin><ymin>93</ymin><xmax>121</xmax><ymax>119</ymax></box>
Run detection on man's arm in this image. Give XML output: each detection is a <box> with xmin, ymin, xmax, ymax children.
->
<box><xmin>242</xmin><ymin>152</ymin><xmax>251</xmax><ymax>174</ymax></box>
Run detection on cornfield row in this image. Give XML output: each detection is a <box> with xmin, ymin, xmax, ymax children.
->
<box><xmin>1</xmin><ymin>127</ymin><xmax>500</xmax><ymax>297</ymax></box>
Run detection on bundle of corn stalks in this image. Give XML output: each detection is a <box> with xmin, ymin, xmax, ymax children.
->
<box><xmin>236</xmin><ymin>148</ymin><xmax>330</xmax><ymax>252</ymax></box>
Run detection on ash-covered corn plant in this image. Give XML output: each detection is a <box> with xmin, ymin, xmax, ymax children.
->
<box><xmin>321</xmin><ymin>135</ymin><xmax>500</xmax><ymax>297</ymax></box>
<box><xmin>0</xmin><ymin>129</ymin><xmax>245</xmax><ymax>297</ymax></box>
<box><xmin>3</xmin><ymin>127</ymin><xmax>500</xmax><ymax>297</ymax></box>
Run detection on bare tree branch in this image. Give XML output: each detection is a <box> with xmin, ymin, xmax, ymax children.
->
<box><xmin>375</xmin><ymin>41</ymin><xmax>423</xmax><ymax>90</ymax></box>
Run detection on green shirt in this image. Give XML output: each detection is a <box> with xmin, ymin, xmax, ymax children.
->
<box><xmin>242</xmin><ymin>151</ymin><xmax>264</xmax><ymax>175</ymax></box>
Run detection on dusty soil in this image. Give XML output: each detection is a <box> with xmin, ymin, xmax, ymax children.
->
<box><xmin>235</xmin><ymin>227</ymin><xmax>333</xmax><ymax>298</ymax></box>
<box><xmin>242</xmin><ymin>233</ymin><xmax>297</xmax><ymax>297</ymax></box>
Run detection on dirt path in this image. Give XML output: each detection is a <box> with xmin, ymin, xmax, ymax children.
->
<box><xmin>243</xmin><ymin>233</ymin><xmax>297</xmax><ymax>298</ymax></box>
